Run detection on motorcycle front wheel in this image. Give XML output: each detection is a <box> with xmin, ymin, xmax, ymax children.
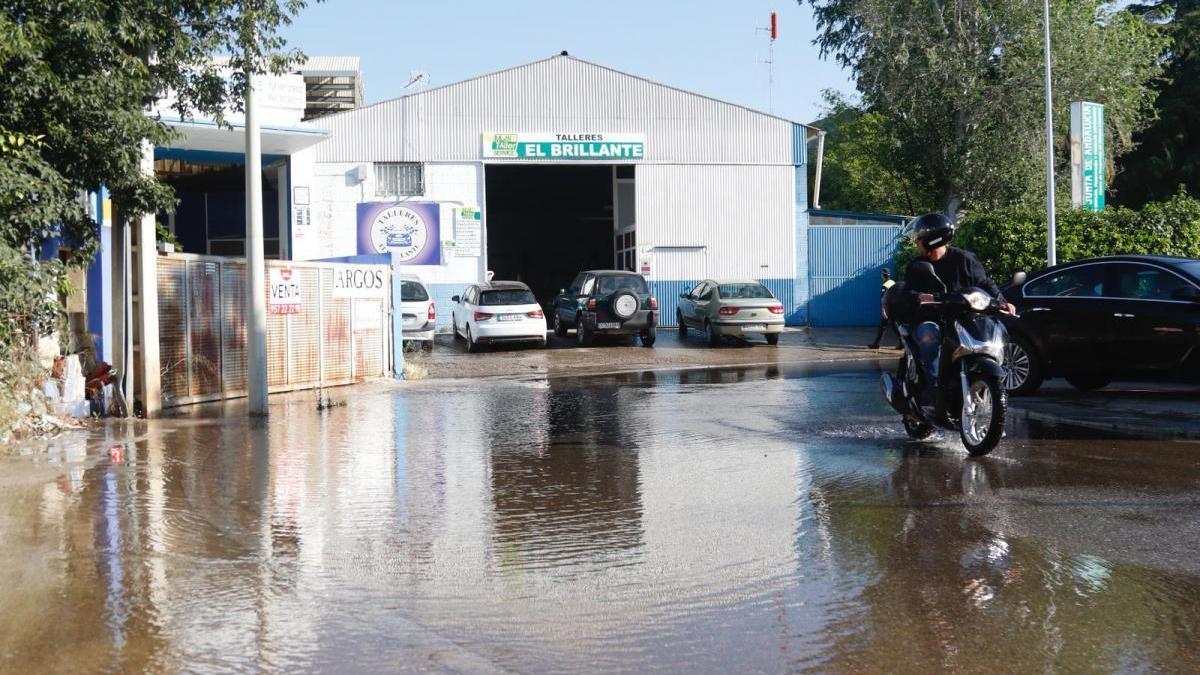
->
<box><xmin>959</xmin><ymin>374</ymin><xmax>1006</xmax><ymax>456</ymax></box>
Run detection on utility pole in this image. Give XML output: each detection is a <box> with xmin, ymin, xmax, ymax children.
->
<box><xmin>243</xmin><ymin>17</ymin><xmax>268</xmax><ymax>416</ymax></box>
<box><xmin>1042</xmin><ymin>0</ymin><xmax>1057</xmax><ymax>266</ymax></box>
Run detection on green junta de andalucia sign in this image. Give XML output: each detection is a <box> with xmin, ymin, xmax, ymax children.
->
<box><xmin>482</xmin><ymin>133</ymin><xmax>646</xmax><ymax>160</ymax></box>
<box><xmin>1070</xmin><ymin>102</ymin><xmax>1106</xmax><ymax>211</ymax></box>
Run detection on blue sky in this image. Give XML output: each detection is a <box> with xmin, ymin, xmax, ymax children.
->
<box><xmin>284</xmin><ymin>0</ymin><xmax>855</xmax><ymax>123</ymax></box>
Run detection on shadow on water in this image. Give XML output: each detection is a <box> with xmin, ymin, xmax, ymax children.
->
<box><xmin>2</xmin><ymin>365</ymin><xmax>1200</xmax><ymax>672</ymax></box>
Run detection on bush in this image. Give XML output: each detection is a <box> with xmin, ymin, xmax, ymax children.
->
<box><xmin>953</xmin><ymin>192</ymin><xmax>1200</xmax><ymax>279</ymax></box>
<box><xmin>0</xmin><ymin>241</ymin><xmax>64</xmax><ymax>438</ymax></box>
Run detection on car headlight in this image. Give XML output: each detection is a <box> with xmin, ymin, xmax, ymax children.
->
<box><xmin>962</xmin><ymin>290</ymin><xmax>992</xmax><ymax>312</ymax></box>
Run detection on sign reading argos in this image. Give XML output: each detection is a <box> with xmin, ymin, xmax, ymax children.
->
<box><xmin>357</xmin><ymin>202</ymin><xmax>441</xmax><ymax>263</ymax></box>
<box><xmin>483</xmin><ymin>133</ymin><xmax>645</xmax><ymax>160</ymax></box>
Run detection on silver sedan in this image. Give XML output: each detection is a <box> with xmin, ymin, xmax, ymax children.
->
<box><xmin>676</xmin><ymin>279</ymin><xmax>785</xmax><ymax>346</ymax></box>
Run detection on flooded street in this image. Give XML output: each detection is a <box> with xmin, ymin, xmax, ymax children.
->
<box><xmin>3</xmin><ymin>364</ymin><xmax>1199</xmax><ymax>673</ymax></box>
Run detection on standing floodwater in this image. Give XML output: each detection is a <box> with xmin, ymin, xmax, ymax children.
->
<box><xmin>2</xmin><ymin>366</ymin><xmax>1199</xmax><ymax>673</ymax></box>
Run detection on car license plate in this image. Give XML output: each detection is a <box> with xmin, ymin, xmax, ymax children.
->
<box><xmin>598</xmin><ymin>322</ymin><xmax>620</xmax><ymax>329</ymax></box>
<box><xmin>498</xmin><ymin>314</ymin><xmax>522</xmax><ymax>322</ymax></box>
<box><xmin>741</xmin><ymin>324</ymin><xmax>767</xmax><ymax>332</ymax></box>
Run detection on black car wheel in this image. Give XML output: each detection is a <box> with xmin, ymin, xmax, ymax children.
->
<box><xmin>1066</xmin><ymin>375</ymin><xmax>1110</xmax><ymax>391</ymax></box>
<box><xmin>765</xmin><ymin>333</ymin><xmax>779</xmax><ymax>346</ymax></box>
<box><xmin>705</xmin><ymin>321</ymin><xmax>721</xmax><ymax>347</ymax></box>
<box><xmin>1003</xmin><ymin>334</ymin><xmax>1044</xmax><ymax>396</ymax></box>
<box><xmin>676</xmin><ymin>311</ymin><xmax>687</xmax><ymax>339</ymax></box>
<box><xmin>554</xmin><ymin>313</ymin><xmax>568</xmax><ymax>338</ymax></box>
<box><xmin>641</xmin><ymin>325</ymin><xmax>656</xmax><ymax>347</ymax></box>
<box><xmin>576</xmin><ymin>315</ymin><xmax>593</xmax><ymax>347</ymax></box>
<box><xmin>465</xmin><ymin>325</ymin><xmax>481</xmax><ymax>353</ymax></box>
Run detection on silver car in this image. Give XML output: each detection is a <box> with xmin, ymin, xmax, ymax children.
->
<box><xmin>397</xmin><ymin>274</ymin><xmax>436</xmax><ymax>351</ymax></box>
<box><xmin>676</xmin><ymin>279</ymin><xmax>785</xmax><ymax>346</ymax></box>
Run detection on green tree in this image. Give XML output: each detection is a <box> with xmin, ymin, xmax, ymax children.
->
<box><xmin>0</xmin><ymin>0</ymin><xmax>311</xmax><ymax>431</ymax></box>
<box><xmin>1112</xmin><ymin>0</ymin><xmax>1200</xmax><ymax>207</ymax></box>
<box><xmin>812</xmin><ymin>91</ymin><xmax>934</xmax><ymax>215</ymax></box>
<box><xmin>804</xmin><ymin>0</ymin><xmax>1165</xmax><ymax>218</ymax></box>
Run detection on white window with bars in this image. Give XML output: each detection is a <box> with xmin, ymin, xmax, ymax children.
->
<box><xmin>374</xmin><ymin>162</ymin><xmax>424</xmax><ymax>197</ymax></box>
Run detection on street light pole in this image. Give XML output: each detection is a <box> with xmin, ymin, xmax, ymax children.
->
<box><xmin>1042</xmin><ymin>0</ymin><xmax>1057</xmax><ymax>267</ymax></box>
<box><xmin>243</xmin><ymin>29</ymin><xmax>268</xmax><ymax>415</ymax></box>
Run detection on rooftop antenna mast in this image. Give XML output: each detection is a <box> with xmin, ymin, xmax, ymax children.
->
<box><xmin>757</xmin><ymin>11</ymin><xmax>778</xmax><ymax>113</ymax></box>
<box><xmin>404</xmin><ymin>69</ymin><xmax>428</xmax><ymax>91</ymax></box>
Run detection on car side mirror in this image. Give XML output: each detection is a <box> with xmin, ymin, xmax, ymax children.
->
<box><xmin>451</xmin><ymin>295</ymin><xmax>460</xmax><ymax>303</ymax></box>
<box><xmin>1010</xmin><ymin>271</ymin><xmax>1027</xmax><ymax>286</ymax></box>
<box><xmin>680</xmin><ymin>292</ymin><xmax>689</xmax><ymax>299</ymax></box>
<box><xmin>1171</xmin><ymin>286</ymin><xmax>1200</xmax><ymax>302</ymax></box>
<box><xmin>910</xmin><ymin>261</ymin><xmax>947</xmax><ymax>294</ymax></box>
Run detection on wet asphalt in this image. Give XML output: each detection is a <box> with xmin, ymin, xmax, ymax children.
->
<box><xmin>2</xmin><ymin>363</ymin><xmax>1199</xmax><ymax>673</ymax></box>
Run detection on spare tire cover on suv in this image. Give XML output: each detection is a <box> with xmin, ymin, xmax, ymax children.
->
<box><xmin>612</xmin><ymin>291</ymin><xmax>639</xmax><ymax>319</ymax></box>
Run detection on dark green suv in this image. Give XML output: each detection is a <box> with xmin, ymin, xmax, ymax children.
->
<box><xmin>552</xmin><ymin>270</ymin><xmax>658</xmax><ymax>347</ymax></box>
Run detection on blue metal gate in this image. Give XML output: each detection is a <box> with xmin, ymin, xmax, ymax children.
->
<box><xmin>807</xmin><ymin>211</ymin><xmax>905</xmax><ymax>327</ymax></box>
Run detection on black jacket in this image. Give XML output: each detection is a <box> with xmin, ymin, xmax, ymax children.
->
<box><xmin>905</xmin><ymin>247</ymin><xmax>1006</xmax><ymax>301</ymax></box>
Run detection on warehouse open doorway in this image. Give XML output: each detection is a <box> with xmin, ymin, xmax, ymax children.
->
<box><xmin>485</xmin><ymin>164</ymin><xmax>635</xmax><ymax>307</ymax></box>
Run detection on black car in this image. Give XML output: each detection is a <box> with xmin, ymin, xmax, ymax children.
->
<box><xmin>552</xmin><ymin>270</ymin><xmax>658</xmax><ymax>347</ymax></box>
<box><xmin>1001</xmin><ymin>255</ymin><xmax>1200</xmax><ymax>395</ymax></box>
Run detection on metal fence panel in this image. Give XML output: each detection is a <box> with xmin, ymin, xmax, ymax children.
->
<box><xmin>289</xmin><ymin>267</ymin><xmax>322</xmax><ymax>383</ymax></box>
<box><xmin>157</xmin><ymin>257</ymin><xmax>188</xmax><ymax>403</ymax></box>
<box><xmin>188</xmin><ymin>260</ymin><xmax>223</xmax><ymax>397</ymax></box>
<box><xmin>220</xmin><ymin>261</ymin><xmax>248</xmax><ymax>394</ymax></box>
<box><xmin>808</xmin><ymin>224</ymin><xmax>901</xmax><ymax>326</ymax></box>
<box><xmin>155</xmin><ymin>254</ymin><xmax>390</xmax><ymax>408</ymax></box>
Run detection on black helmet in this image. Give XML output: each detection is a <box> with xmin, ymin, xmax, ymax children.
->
<box><xmin>908</xmin><ymin>213</ymin><xmax>955</xmax><ymax>249</ymax></box>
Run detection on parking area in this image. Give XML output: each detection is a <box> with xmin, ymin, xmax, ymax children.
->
<box><xmin>403</xmin><ymin>327</ymin><xmax>882</xmax><ymax>380</ymax></box>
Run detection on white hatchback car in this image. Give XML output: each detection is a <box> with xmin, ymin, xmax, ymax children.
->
<box><xmin>397</xmin><ymin>274</ymin><xmax>436</xmax><ymax>351</ymax></box>
<box><xmin>451</xmin><ymin>281</ymin><xmax>547</xmax><ymax>352</ymax></box>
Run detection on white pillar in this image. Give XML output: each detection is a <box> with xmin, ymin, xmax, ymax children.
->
<box><xmin>245</xmin><ymin>70</ymin><xmax>269</xmax><ymax>415</ymax></box>
<box><xmin>1042</xmin><ymin>0</ymin><xmax>1057</xmax><ymax>266</ymax></box>
<box><xmin>136</xmin><ymin>141</ymin><xmax>162</xmax><ymax>417</ymax></box>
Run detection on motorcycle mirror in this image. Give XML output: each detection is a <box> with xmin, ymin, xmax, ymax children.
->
<box><xmin>1011</xmin><ymin>271</ymin><xmax>1027</xmax><ymax>286</ymax></box>
<box><xmin>910</xmin><ymin>261</ymin><xmax>947</xmax><ymax>294</ymax></box>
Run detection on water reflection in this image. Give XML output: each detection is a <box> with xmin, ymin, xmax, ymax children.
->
<box><xmin>1</xmin><ymin>370</ymin><xmax>1199</xmax><ymax>672</ymax></box>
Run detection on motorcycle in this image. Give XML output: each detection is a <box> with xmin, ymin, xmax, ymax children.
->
<box><xmin>879</xmin><ymin>262</ymin><xmax>1021</xmax><ymax>456</ymax></box>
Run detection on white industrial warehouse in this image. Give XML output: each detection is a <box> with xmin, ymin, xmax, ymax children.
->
<box><xmin>286</xmin><ymin>52</ymin><xmax>830</xmax><ymax>327</ymax></box>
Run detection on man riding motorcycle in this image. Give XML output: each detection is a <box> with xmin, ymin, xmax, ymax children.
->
<box><xmin>902</xmin><ymin>213</ymin><xmax>1017</xmax><ymax>401</ymax></box>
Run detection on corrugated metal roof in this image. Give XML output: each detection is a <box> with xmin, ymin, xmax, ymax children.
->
<box><xmin>299</xmin><ymin>56</ymin><xmax>362</xmax><ymax>75</ymax></box>
<box><xmin>312</xmin><ymin>54</ymin><xmax>816</xmax><ymax>164</ymax></box>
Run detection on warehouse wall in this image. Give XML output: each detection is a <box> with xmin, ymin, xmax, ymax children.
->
<box><xmin>636</xmin><ymin>163</ymin><xmax>800</xmax><ymax>324</ymax></box>
<box><xmin>312</xmin><ymin>55</ymin><xmax>795</xmax><ymax>166</ymax></box>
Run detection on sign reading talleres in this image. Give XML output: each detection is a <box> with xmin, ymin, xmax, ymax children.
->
<box><xmin>482</xmin><ymin>133</ymin><xmax>645</xmax><ymax>160</ymax></box>
<box><xmin>357</xmin><ymin>202</ymin><xmax>441</xmax><ymax>263</ymax></box>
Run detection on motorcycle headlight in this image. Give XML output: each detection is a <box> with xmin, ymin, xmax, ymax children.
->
<box><xmin>962</xmin><ymin>290</ymin><xmax>992</xmax><ymax>312</ymax></box>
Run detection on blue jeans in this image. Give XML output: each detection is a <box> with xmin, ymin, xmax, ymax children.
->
<box><xmin>915</xmin><ymin>321</ymin><xmax>941</xmax><ymax>391</ymax></box>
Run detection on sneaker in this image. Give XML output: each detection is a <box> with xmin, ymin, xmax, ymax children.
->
<box><xmin>867</xmin><ymin>342</ymin><xmax>880</xmax><ymax>350</ymax></box>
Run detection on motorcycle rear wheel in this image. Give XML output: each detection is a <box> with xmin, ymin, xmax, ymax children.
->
<box><xmin>960</xmin><ymin>374</ymin><xmax>1006</xmax><ymax>456</ymax></box>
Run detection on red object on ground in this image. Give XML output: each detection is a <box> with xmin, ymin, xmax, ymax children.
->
<box><xmin>108</xmin><ymin>445</ymin><xmax>125</xmax><ymax>462</ymax></box>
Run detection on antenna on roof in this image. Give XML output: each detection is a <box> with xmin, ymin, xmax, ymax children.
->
<box><xmin>404</xmin><ymin>70</ymin><xmax>428</xmax><ymax>91</ymax></box>
<box><xmin>756</xmin><ymin>10</ymin><xmax>778</xmax><ymax>113</ymax></box>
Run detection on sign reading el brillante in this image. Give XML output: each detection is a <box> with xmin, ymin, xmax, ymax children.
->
<box><xmin>482</xmin><ymin>133</ymin><xmax>645</xmax><ymax>160</ymax></box>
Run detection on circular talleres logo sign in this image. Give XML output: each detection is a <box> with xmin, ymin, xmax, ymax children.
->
<box><xmin>369</xmin><ymin>206</ymin><xmax>429</xmax><ymax>260</ymax></box>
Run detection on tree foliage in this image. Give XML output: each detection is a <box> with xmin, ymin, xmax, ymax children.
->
<box><xmin>955</xmin><ymin>192</ymin><xmax>1200</xmax><ymax>279</ymax></box>
<box><xmin>805</xmin><ymin>0</ymin><xmax>1165</xmax><ymax>217</ymax></box>
<box><xmin>0</xmin><ymin>0</ymin><xmax>311</xmax><ymax>431</ymax></box>
<box><xmin>811</xmin><ymin>91</ymin><xmax>933</xmax><ymax>215</ymax></box>
<box><xmin>1112</xmin><ymin>0</ymin><xmax>1200</xmax><ymax>207</ymax></box>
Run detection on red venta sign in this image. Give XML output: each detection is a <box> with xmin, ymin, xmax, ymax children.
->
<box><xmin>268</xmin><ymin>267</ymin><xmax>302</xmax><ymax>315</ymax></box>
